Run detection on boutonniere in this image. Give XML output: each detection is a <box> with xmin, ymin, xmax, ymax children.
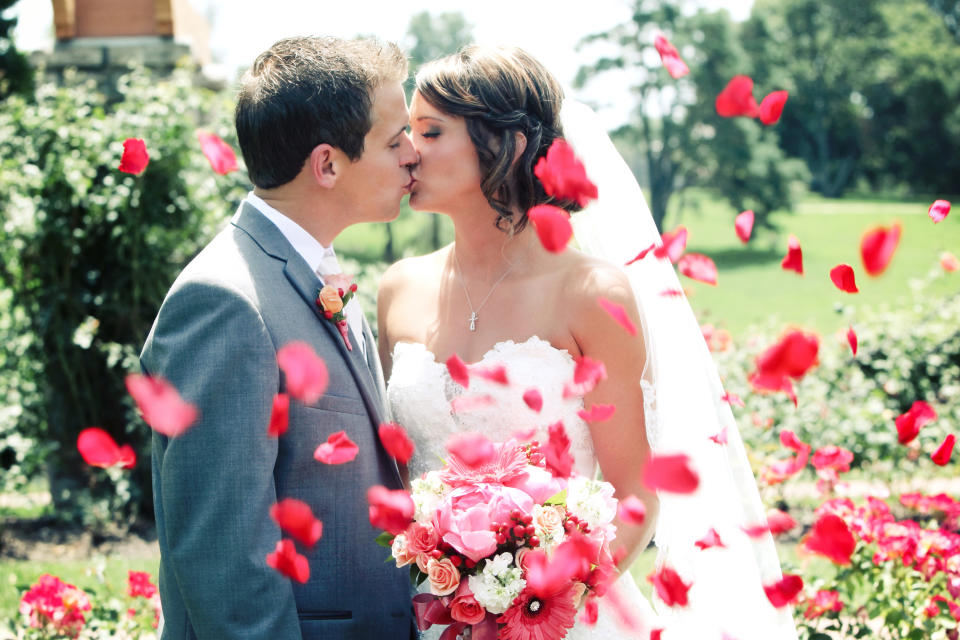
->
<box><xmin>316</xmin><ymin>274</ymin><xmax>358</xmax><ymax>351</ymax></box>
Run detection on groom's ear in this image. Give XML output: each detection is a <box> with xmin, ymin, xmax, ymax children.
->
<box><xmin>309</xmin><ymin>144</ymin><xmax>339</xmax><ymax>188</ymax></box>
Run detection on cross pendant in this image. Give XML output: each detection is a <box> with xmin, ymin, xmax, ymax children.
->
<box><xmin>469</xmin><ymin>312</ymin><xmax>478</xmax><ymax>332</ymax></box>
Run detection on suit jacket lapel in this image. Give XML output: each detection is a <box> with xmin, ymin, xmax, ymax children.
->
<box><xmin>363</xmin><ymin>317</ymin><xmax>389</xmax><ymax>418</ymax></box>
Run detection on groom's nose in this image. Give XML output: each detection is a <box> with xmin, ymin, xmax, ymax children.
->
<box><xmin>399</xmin><ymin>133</ymin><xmax>418</xmax><ymax>168</ymax></box>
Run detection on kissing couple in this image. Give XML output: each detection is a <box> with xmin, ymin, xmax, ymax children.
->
<box><xmin>142</xmin><ymin>36</ymin><xmax>799</xmax><ymax>639</ymax></box>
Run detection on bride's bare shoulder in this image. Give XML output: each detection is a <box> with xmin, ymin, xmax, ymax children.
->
<box><xmin>559</xmin><ymin>251</ymin><xmax>633</xmax><ymax>299</ymax></box>
<box><xmin>378</xmin><ymin>245</ymin><xmax>449</xmax><ymax>304</ymax></box>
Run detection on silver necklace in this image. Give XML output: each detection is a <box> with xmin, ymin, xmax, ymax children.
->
<box><xmin>453</xmin><ymin>250</ymin><xmax>514</xmax><ymax>332</ymax></box>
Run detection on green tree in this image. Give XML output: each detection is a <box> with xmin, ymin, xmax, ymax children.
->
<box><xmin>0</xmin><ymin>0</ymin><xmax>33</xmax><ymax>99</ymax></box>
<box><xmin>926</xmin><ymin>0</ymin><xmax>960</xmax><ymax>42</ymax></box>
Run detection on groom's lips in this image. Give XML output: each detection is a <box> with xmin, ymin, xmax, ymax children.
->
<box><xmin>403</xmin><ymin>177</ymin><xmax>417</xmax><ymax>194</ymax></box>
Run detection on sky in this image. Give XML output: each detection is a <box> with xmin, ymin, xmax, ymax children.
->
<box><xmin>10</xmin><ymin>0</ymin><xmax>754</xmax><ymax>127</ymax></box>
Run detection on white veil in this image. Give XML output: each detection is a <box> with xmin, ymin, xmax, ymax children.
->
<box><xmin>561</xmin><ymin>100</ymin><xmax>799</xmax><ymax>639</ymax></box>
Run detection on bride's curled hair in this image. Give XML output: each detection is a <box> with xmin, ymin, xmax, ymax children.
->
<box><xmin>415</xmin><ymin>46</ymin><xmax>579</xmax><ymax>233</ymax></box>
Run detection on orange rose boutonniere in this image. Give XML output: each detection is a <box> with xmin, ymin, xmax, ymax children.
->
<box><xmin>316</xmin><ymin>274</ymin><xmax>358</xmax><ymax>351</ymax></box>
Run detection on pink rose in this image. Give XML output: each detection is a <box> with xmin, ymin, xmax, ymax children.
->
<box><xmin>427</xmin><ymin>557</ymin><xmax>461</xmax><ymax>596</ymax></box>
<box><xmin>450</xmin><ymin>581</ymin><xmax>486</xmax><ymax>625</ymax></box>
<box><xmin>416</xmin><ymin>552</ymin><xmax>432</xmax><ymax>574</ymax></box>
<box><xmin>505</xmin><ymin>465</ymin><xmax>566</xmax><ymax>503</ymax></box>
<box><xmin>391</xmin><ymin>534</ymin><xmax>417</xmax><ymax>568</ymax></box>
<box><xmin>435</xmin><ymin>485</ymin><xmax>534</xmax><ymax>562</ymax></box>
<box><xmin>406</xmin><ymin>522</ymin><xmax>440</xmax><ymax>555</ymax></box>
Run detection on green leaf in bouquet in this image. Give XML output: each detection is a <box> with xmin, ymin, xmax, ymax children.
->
<box><xmin>375</xmin><ymin>531</ymin><xmax>395</xmax><ymax>548</ymax></box>
<box><xmin>544</xmin><ymin>489</ymin><xmax>567</xmax><ymax>506</ymax></box>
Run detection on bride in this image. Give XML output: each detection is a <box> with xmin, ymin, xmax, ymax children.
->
<box><xmin>378</xmin><ymin>46</ymin><xmax>798</xmax><ymax>640</ymax></box>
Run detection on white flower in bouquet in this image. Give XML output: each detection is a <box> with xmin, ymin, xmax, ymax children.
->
<box><xmin>467</xmin><ymin>552</ymin><xmax>526</xmax><ymax>614</ymax></box>
<box><xmin>566</xmin><ymin>476</ymin><xmax>617</xmax><ymax>531</ymax></box>
<box><xmin>411</xmin><ymin>471</ymin><xmax>448</xmax><ymax>523</ymax></box>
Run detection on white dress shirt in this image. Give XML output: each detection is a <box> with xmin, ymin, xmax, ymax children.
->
<box><xmin>242</xmin><ymin>192</ymin><xmax>365</xmax><ymax>357</ymax></box>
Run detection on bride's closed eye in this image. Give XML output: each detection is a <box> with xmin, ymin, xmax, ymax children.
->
<box><xmin>419</xmin><ymin>130</ymin><xmax>441</xmax><ymax>139</ymax></box>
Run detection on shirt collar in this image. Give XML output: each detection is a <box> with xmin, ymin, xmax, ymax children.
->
<box><xmin>242</xmin><ymin>191</ymin><xmax>335</xmax><ymax>273</ymax></box>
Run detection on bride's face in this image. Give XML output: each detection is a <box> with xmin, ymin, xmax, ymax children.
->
<box><xmin>408</xmin><ymin>91</ymin><xmax>487</xmax><ymax>214</ymax></box>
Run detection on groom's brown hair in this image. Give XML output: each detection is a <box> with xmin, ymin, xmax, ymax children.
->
<box><xmin>236</xmin><ymin>36</ymin><xmax>407</xmax><ymax>190</ymax></box>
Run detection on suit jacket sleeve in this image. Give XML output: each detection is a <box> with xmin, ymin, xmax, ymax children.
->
<box><xmin>142</xmin><ymin>279</ymin><xmax>302</xmax><ymax>639</ymax></box>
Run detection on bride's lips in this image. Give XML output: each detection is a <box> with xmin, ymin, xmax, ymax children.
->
<box><xmin>403</xmin><ymin>176</ymin><xmax>417</xmax><ymax>195</ymax></box>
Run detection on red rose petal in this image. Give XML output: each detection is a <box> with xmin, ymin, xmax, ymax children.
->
<box><xmin>450</xmin><ymin>395</ymin><xmax>495</xmax><ymax>413</ymax></box>
<box><xmin>378</xmin><ymin>422</ymin><xmax>415</xmax><ymax>464</ymax></box>
<box><xmin>721</xmin><ymin>391</ymin><xmax>744</xmax><ymax>407</ymax></box>
<box><xmin>654</xmin><ymin>34</ymin><xmax>690</xmax><ymax>79</ymax></box>
<box><xmin>932</xmin><ymin>434</ymin><xmax>956</xmax><ymax>466</ymax></box>
<box><xmin>694</xmin><ymin>527</ymin><xmax>726</xmax><ymax>550</ymax></box>
<box><xmin>470</xmin><ymin>363</ymin><xmax>509</xmax><ymax>386</ymax></box>
<box><xmin>313</xmin><ymin>430</ymin><xmax>359</xmax><ymax>465</ymax></box>
<box><xmin>766</xmin><ymin>509</ymin><xmax>798</xmax><ymax>535</ymax></box>
<box><xmin>445</xmin><ymin>354</ymin><xmax>470</xmax><ymax>388</ymax></box>
<box><xmin>780</xmin><ymin>234</ymin><xmax>804</xmax><ymax>274</ymax></box>
<box><xmin>678</xmin><ymin>253</ymin><xmax>718</xmax><ymax>286</ymax></box>
<box><xmin>759</xmin><ymin>90</ymin><xmax>788</xmax><ymax>125</ymax></box>
<box><xmin>598</xmin><ymin>297</ymin><xmax>638</xmax><ymax>335</ymax></box>
<box><xmin>625</xmin><ymin>243</ymin><xmax>656</xmax><ymax>266</ymax></box>
<box><xmin>647</xmin><ymin>565</ymin><xmax>692</xmax><ymax>607</ymax></box>
<box><xmin>197</xmin><ymin>131</ymin><xmax>238</xmax><ymax>175</ymax></box>
<box><xmin>829</xmin><ymin>264</ymin><xmax>859</xmax><ymax>293</ymax></box>
<box><xmin>660</xmin><ymin>288</ymin><xmax>685</xmax><ymax>297</ymax></box>
<box><xmin>118</xmin><ymin>138</ymin><xmax>149</xmax><ymax>174</ymax></box>
<box><xmin>577</xmin><ymin>403</ymin><xmax>616</xmax><ymax>423</ymax></box>
<box><xmin>749</xmin><ymin>330</ymin><xmax>819</xmax><ymax>402</ymax></box>
<box><xmin>802</xmin><ymin>513</ymin><xmax>856</xmax><ymax>565</ymax></box>
<box><xmin>735</xmin><ymin>210</ymin><xmax>754</xmax><ymax>243</ymax></box>
<box><xmin>266</xmin><ymin>539</ymin><xmax>310</xmax><ymax>584</ymax></box>
<box><xmin>928</xmin><ymin>199</ymin><xmax>951</xmax><ymax>223</ymax></box>
<box><xmin>642</xmin><ymin>453</ymin><xmax>699</xmax><ymax>494</ymax></box>
<box><xmin>366</xmin><ymin>485</ymin><xmax>414</xmax><ymax>535</ymax></box>
<box><xmin>764</xmin><ymin>574</ymin><xmax>803</xmax><ymax>608</ymax></box>
<box><xmin>860</xmin><ymin>223</ymin><xmax>901</xmax><ymax>276</ymax></box>
<box><xmin>533</xmin><ymin>139</ymin><xmax>598</xmax><ymax>207</ymax></box>
<box><xmin>522</xmin><ymin>388</ymin><xmax>543</xmax><ymax>412</ymax></box>
<box><xmin>896</xmin><ymin>400</ymin><xmax>937</xmax><ymax>445</ymax></box>
<box><xmin>77</xmin><ymin>427</ymin><xmax>135</xmax><ymax>469</ymax></box>
<box><xmin>715</xmin><ymin>75</ymin><xmax>760</xmax><ymax>118</ymax></box>
<box><xmin>270</xmin><ymin>498</ymin><xmax>323</xmax><ymax>547</ymax></box>
<box><xmin>709</xmin><ymin>426</ymin><xmax>729</xmax><ymax>445</ymax></box>
<box><xmin>655</xmin><ymin>226</ymin><xmax>688</xmax><ymax>263</ymax></box>
<box><xmin>618</xmin><ymin>495</ymin><xmax>647</xmax><ymax>525</ymax></box>
<box><xmin>941</xmin><ymin>252</ymin><xmax>959</xmax><ymax>272</ymax></box>
<box><xmin>528</xmin><ymin>204</ymin><xmax>574</xmax><ymax>253</ymax></box>
<box><xmin>846</xmin><ymin>326</ymin><xmax>858</xmax><ymax>356</ymax></box>
<box><xmin>545</xmin><ymin>421</ymin><xmax>575</xmax><ymax>478</ymax></box>
<box><xmin>125</xmin><ymin>374</ymin><xmax>199</xmax><ymax>437</ymax></box>
<box><xmin>267</xmin><ymin>393</ymin><xmax>290</xmax><ymax>437</ymax></box>
<box><xmin>277</xmin><ymin>342</ymin><xmax>329</xmax><ymax>404</ymax></box>
<box><xmin>447</xmin><ymin>432</ymin><xmax>495</xmax><ymax>467</ymax></box>
<box><xmin>811</xmin><ymin>445</ymin><xmax>853</xmax><ymax>473</ymax></box>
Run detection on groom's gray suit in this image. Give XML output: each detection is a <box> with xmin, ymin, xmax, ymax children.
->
<box><xmin>142</xmin><ymin>202</ymin><xmax>415</xmax><ymax>639</ymax></box>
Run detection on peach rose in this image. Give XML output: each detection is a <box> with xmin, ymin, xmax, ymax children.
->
<box><xmin>406</xmin><ymin>522</ymin><xmax>440</xmax><ymax>555</ymax></box>
<box><xmin>450</xmin><ymin>582</ymin><xmax>486</xmax><ymax>625</ymax></box>
<box><xmin>317</xmin><ymin>285</ymin><xmax>343</xmax><ymax>313</ymax></box>
<box><xmin>427</xmin><ymin>557</ymin><xmax>461</xmax><ymax>596</ymax></box>
<box><xmin>533</xmin><ymin>504</ymin><xmax>565</xmax><ymax>538</ymax></box>
<box><xmin>416</xmin><ymin>552</ymin><xmax>432</xmax><ymax>574</ymax></box>
<box><xmin>391</xmin><ymin>534</ymin><xmax>416</xmax><ymax>568</ymax></box>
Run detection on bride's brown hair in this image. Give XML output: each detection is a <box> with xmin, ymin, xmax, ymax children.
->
<box><xmin>415</xmin><ymin>46</ymin><xmax>580</xmax><ymax>233</ymax></box>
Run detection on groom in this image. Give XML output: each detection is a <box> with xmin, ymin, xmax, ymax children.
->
<box><xmin>141</xmin><ymin>36</ymin><xmax>418</xmax><ymax>639</ymax></box>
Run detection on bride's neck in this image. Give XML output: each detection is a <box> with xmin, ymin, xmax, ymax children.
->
<box><xmin>450</xmin><ymin>209</ymin><xmax>538</xmax><ymax>280</ymax></box>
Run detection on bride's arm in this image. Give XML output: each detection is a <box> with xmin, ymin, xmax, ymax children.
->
<box><xmin>569</xmin><ymin>261</ymin><xmax>659</xmax><ymax>571</ymax></box>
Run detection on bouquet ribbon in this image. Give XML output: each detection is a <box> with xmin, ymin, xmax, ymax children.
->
<box><xmin>412</xmin><ymin>594</ymin><xmax>498</xmax><ymax>640</ymax></box>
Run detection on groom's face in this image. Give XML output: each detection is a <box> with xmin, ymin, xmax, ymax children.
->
<box><xmin>336</xmin><ymin>81</ymin><xmax>416</xmax><ymax>223</ymax></box>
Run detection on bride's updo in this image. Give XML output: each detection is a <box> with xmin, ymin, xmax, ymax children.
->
<box><xmin>415</xmin><ymin>46</ymin><xmax>579</xmax><ymax>233</ymax></box>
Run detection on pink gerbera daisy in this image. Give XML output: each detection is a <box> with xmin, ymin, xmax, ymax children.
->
<box><xmin>497</xmin><ymin>584</ymin><xmax>578</xmax><ymax>640</ymax></box>
<box><xmin>440</xmin><ymin>438</ymin><xmax>528</xmax><ymax>487</ymax></box>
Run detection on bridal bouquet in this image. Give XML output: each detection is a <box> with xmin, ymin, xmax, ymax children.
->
<box><xmin>380</xmin><ymin>436</ymin><xmax>620</xmax><ymax>640</ymax></box>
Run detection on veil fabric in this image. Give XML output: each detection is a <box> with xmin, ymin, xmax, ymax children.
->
<box><xmin>561</xmin><ymin>100</ymin><xmax>799</xmax><ymax>639</ymax></box>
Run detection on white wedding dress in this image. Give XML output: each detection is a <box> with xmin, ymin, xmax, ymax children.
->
<box><xmin>388</xmin><ymin>336</ymin><xmax>658</xmax><ymax>639</ymax></box>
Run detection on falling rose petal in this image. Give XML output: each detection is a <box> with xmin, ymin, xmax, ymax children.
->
<box><xmin>811</xmin><ymin>445</ymin><xmax>853</xmax><ymax>473</ymax></box>
<box><xmin>759</xmin><ymin>90</ymin><xmax>789</xmax><ymax>125</ymax></box>
<box><xmin>781</xmin><ymin>429</ymin><xmax>809</xmax><ymax>453</ymax></box>
<box><xmin>660</xmin><ymin>288</ymin><xmax>685</xmax><ymax>297</ymax></box>
<box><xmin>625</xmin><ymin>243</ymin><xmax>656</xmax><ymax>266</ymax></box>
<box><xmin>941</xmin><ymin>252</ymin><xmax>959</xmax><ymax>272</ymax></box>
<box><xmin>766</xmin><ymin>509</ymin><xmax>798</xmax><ymax>535</ymax></box>
<box><xmin>545</xmin><ymin>421</ymin><xmax>575</xmax><ymax>478</ymax></box>
<box><xmin>647</xmin><ymin>565</ymin><xmax>692</xmax><ymax>607</ymax></box>
<box><xmin>533</xmin><ymin>139</ymin><xmax>598</xmax><ymax>207</ymax></box>
<box><xmin>267</xmin><ymin>393</ymin><xmax>290</xmax><ymax>437</ymax></box>
<box><xmin>580</xmin><ymin>597</ymin><xmax>599</xmax><ymax>626</ymax></box>
<box><xmin>642</xmin><ymin>453</ymin><xmax>699</xmax><ymax>494</ymax></box>
<box><xmin>802</xmin><ymin>513</ymin><xmax>856</xmax><ymax>565</ymax></box>
<box><xmin>896</xmin><ymin>400</ymin><xmax>937</xmax><ymax>445</ymax></box>
<box><xmin>313</xmin><ymin>430</ymin><xmax>359</xmax><ymax>465</ymax></box>
<box><xmin>277</xmin><ymin>342</ymin><xmax>329</xmax><ymax>404</ymax></box>
<box><xmin>742</xmin><ymin>523</ymin><xmax>770</xmax><ymax>539</ymax></box>
<box><xmin>764</xmin><ymin>574</ymin><xmax>803</xmax><ymax>608</ymax></box>
<box><xmin>118</xmin><ymin>138</ymin><xmax>149</xmax><ymax>174</ymax></box>
<box><xmin>928</xmin><ymin>199</ymin><xmax>951</xmax><ymax>223</ymax></box>
<box><xmin>598</xmin><ymin>297</ymin><xmax>638</xmax><ymax>335</ymax></box>
<box><xmin>715</xmin><ymin>75</ymin><xmax>760</xmax><ymax>118</ymax></box>
<box><xmin>266</xmin><ymin>539</ymin><xmax>310</xmax><ymax>584</ymax></box>
<box><xmin>564</xmin><ymin>356</ymin><xmax>608</xmax><ymax>398</ymax></box>
<box><xmin>577</xmin><ymin>404</ymin><xmax>616</xmax><ymax>423</ymax></box>
<box><xmin>735</xmin><ymin>210</ymin><xmax>754</xmax><ymax>243</ymax></box>
<box><xmin>270</xmin><ymin>498</ymin><xmax>323</xmax><ymax>547</ymax></box>
<box><xmin>378</xmin><ymin>422</ymin><xmax>415</xmax><ymax>464</ymax></box>
<box><xmin>721</xmin><ymin>391</ymin><xmax>744</xmax><ymax>408</ymax></box>
<box><xmin>125</xmin><ymin>374</ymin><xmax>199</xmax><ymax>437</ymax></box>
<box><xmin>447</xmin><ymin>432</ymin><xmax>495</xmax><ymax>467</ymax></box>
<box><xmin>77</xmin><ymin>427</ymin><xmax>135</xmax><ymax>469</ymax></box>
<box><xmin>654</xmin><ymin>33</ymin><xmax>690</xmax><ymax>79</ymax></box>
<box><xmin>931</xmin><ymin>434</ymin><xmax>955</xmax><ymax>466</ymax></box>
<box><xmin>846</xmin><ymin>327</ymin><xmax>858</xmax><ymax>356</ymax></box>
<box><xmin>450</xmin><ymin>395</ymin><xmax>495</xmax><ymax>413</ymax></box>
<box><xmin>197</xmin><ymin>131</ymin><xmax>238</xmax><ymax>175</ymax></box>
<box><xmin>780</xmin><ymin>234</ymin><xmax>804</xmax><ymax>274</ymax></box>
<box><xmin>528</xmin><ymin>204</ymin><xmax>574</xmax><ymax>253</ymax></box>
<box><xmin>709</xmin><ymin>426</ymin><xmax>729</xmax><ymax>445</ymax></box>
<box><xmin>654</xmin><ymin>226</ymin><xmax>688</xmax><ymax>263</ymax></box>
<box><xmin>829</xmin><ymin>264</ymin><xmax>859</xmax><ymax>293</ymax></box>
<box><xmin>512</xmin><ymin>426</ymin><xmax>538</xmax><ymax>442</ymax></box>
<box><xmin>470</xmin><ymin>363</ymin><xmax>509</xmax><ymax>385</ymax></box>
<box><xmin>678</xmin><ymin>253</ymin><xmax>718</xmax><ymax>286</ymax></box>
<box><xmin>367</xmin><ymin>485</ymin><xmax>415</xmax><ymax>535</ymax></box>
<box><xmin>618</xmin><ymin>495</ymin><xmax>647</xmax><ymax>525</ymax></box>
<box><xmin>859</xmin><ymin>223</ymin><xmax>902</xmax><ymax>276</ymax></box>
<box><xmin>694</xmin><ymin>528</ymin><xmax>726</xmax><ymax>550</ymax></box>
<box><xmin>522</xmin><ymin>388</ymin><xmax>543</xmax><ymax>412</ymax></box>
<box><xmin>445</xmin><ymin>354</ymin><xmax>470</xmax><ymax>388</ymax></box>
<box><xmin>749</xmin><ymin>330</ymin><xmax>819</xmax><ymax>402</ymax></box>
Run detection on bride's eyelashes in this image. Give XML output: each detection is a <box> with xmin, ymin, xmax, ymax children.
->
<box><xmin>419</xmin><ymin>129</ymin><xmax>441</xmax><ymax>139</ymax></box>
